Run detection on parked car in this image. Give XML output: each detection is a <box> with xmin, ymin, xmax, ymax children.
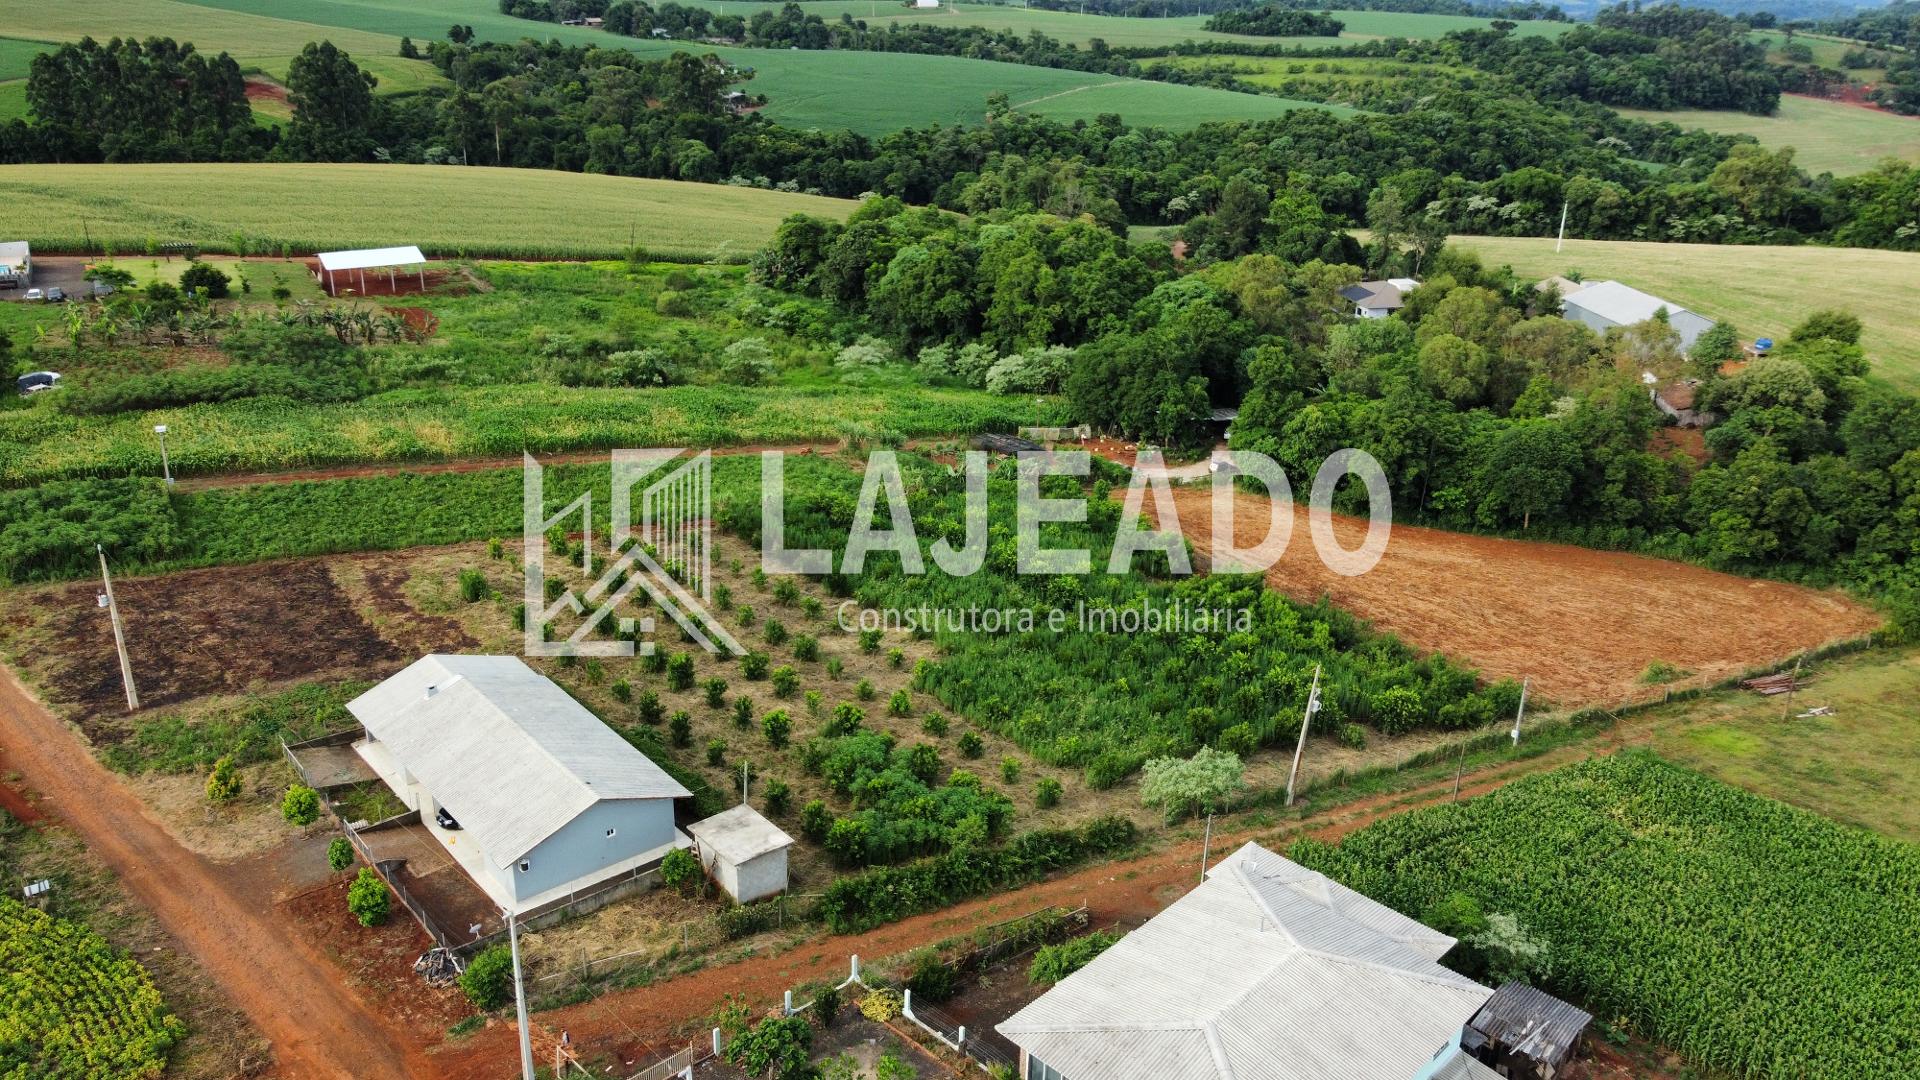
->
<box><xmin>16</xmin><ymin>371</ymin><xmax>61</xmax><ymax>396</ymax></box>
<box><xmin>22</xmin><ymin>288</ymin><xmax>43</xmax><ymax>301</ymax></box>
<box><xmin>90</xmin><ymin>280</ymin><xmax>115</xmax><ymax>298</ymax></box>
<box><xmin>45</xmin><ymin>287</ymin><xmax>66</xmax><ymax>303</ymax></box>
<box><xmin>435</xmin><ymin>807</ymin><xmax>462</xmax><ymax>830</ymax></box>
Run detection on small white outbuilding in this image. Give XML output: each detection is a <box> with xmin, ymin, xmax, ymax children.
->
<box><xmin>688</xmin><ymin>804</ymin><xmax>793</xmax><ymax>904</ymax></box>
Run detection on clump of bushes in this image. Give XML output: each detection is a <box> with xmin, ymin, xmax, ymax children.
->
<box><xmin>1029</xmin><ymin>931</ymin><xmax>1121</xmax><ymax>985</ymax></box>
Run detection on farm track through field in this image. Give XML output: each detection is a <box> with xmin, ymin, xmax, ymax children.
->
<box><xmin>435</xmin><ymin>724</ymin><xmax>1651</xmax><ymax>1077</ymax></box>
<box><xmin>0</xmin><ymin>665</ymin><xmax>425</xmax><ymax>1080</ymax></box>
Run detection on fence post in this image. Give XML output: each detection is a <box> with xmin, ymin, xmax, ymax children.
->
<box><xmin>958</xmin><ymin>1025</ymin><xmax>967</xmax><ymax>1047</ymax></box>
<box><xmin>783</xmin><ymin>990</ymin><xmax>793</xmax><ymax>1016</ymax></box>
<box><xmin>902</xmin><ymin>988</ymin><xmax>913</xmax><ymax>1019</ymax></box>
<box><xmin>711</xmin><ymin>1027</ymin><xmax>723</xmax><ymax>1058</ymax></box>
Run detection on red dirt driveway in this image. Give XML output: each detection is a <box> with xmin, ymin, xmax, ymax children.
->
<box><xmin>0</xmin><ymin>665</ymin><xmax>425</xmax><ymax>1080</ymax></box>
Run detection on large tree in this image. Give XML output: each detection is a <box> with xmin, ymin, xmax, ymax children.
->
<box><xmin>282</xmin><ymin>42</ymin><xmax>378</xmax><ymax>161</ymax></box>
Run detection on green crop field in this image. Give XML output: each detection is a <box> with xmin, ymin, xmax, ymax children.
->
<box><xmin>1294</xmin><ymin>752</ymin><xmax>1920</xmax><ymax>1080</ymax></box>
<box><xmin>0</xmin><ymin>36</ymin><xmax>50</xmax><ymax>80</ymax></box>
<box><xmin>1617</xmin><ymin>96</ymin><xmax>1920</xmax><ymax>177</ymax></box>
<box><xmin>0</xmin><ymin>80</ymin><xmax>25</xmax><ymax>123</ymax></box>
<box><xmin>0</xmin><ymin>163</ymin><xmax>857</xmax><ymax>259</ymax></box>
<box><xmin>1</xmin><ymin>0</ymin><xmax>401</xmax><ymax>58</ymax></box>
<box><xmin>1448</xmin><ymin>235</ymin><xmax>1920</xmax><ymax>389</ymax></box>
<box><xmin>667</xmin><ymin>2</ymin><xmax>1565</xmax><ymax>47</ymax></box>
<box><xmin>146</xmin><ymin>0</ymin><xmax>1342</xmax><ymax>133</ymax></box>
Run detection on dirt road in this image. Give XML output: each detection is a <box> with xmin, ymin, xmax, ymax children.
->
<box><xmin>434</xmin><ymin>745</ymin><xmax>1604</xmax><ymax>1078</ymax></box>
<box><xmin>0</xmin><ymin>665</ymin><xmax>425</xmax><ymax>1080</ymax></box>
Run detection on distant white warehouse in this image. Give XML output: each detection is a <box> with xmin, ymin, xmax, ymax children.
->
<box><xmin>0</xmin><ymin>241</ymin><xmax>29</xmax><ymax>289</ymax></box>
<box><xmin>349</xmin><ymin>655</ymin><xmax>691</xmax><ymax>913</ymax></box>
<box><xmin>1557</xmin><ymin>279</ymin><xmax>1714</xmax><ymax>353</ymax></box>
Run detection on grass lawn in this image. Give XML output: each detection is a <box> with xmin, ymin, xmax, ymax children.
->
<box><xmin>1645</xmin><ymin>646</ymin><xmax>1920</xmax><ymax>843</ymax></box>
<box><xmin>1616</xmin><ymin>95</ymin><xmax>1920</xmax><ymax>177</ymax></box>
<box><xmin>102</xmin><ymin>256</ymin><xmax>331</xmax><ymax>302</ymax></box>
<box><xmin>0</xmin><ymin>163</ymin><xmax>859</xmax><ymax>260</ymax></box>
<box><xmin>1447</xmin><ymin>235</ymin><xmax>1920</xmax><ymax>390</ymax></box>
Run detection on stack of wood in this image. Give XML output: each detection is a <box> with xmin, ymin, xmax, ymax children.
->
<box><xmin>412</xmin><ymin>947</ymin><xmax>464</xmax><ymax>988</ymax></box>
<box><xmin>1740</xmin><ymin>671</ymin><xmax>1810</xmax><ymax>696</ymax></box>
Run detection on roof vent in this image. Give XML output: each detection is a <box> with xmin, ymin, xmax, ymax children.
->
<box><xmin>425</xmin><ymin>684</ymin><xmax>439</xmax><ymax>699</ymax></box>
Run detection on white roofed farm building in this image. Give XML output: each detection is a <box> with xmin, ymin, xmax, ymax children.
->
<box><xmin>310</xmin><ymin>245</ymin><xmax>430</xmax><ymax>298</ymax></box>
<box><xmin>346</xmin><ymin>654</ymin><xmax>692</xmax><ymax>916</ymax></box>
<box><xmin>1000</xmin><ymin>842</ymin><xmax>1528</xmax><ymax>1080</ymax></box>
<box><xmin>1557</xmin><ymin>279</ymin><xmax>1715</xmax><ymax>354</ymax></box>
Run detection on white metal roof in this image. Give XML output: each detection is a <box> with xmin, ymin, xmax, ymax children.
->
<box><xmin>689</xmin><ymin>804</ymin><xmax>793</xmax><ymax>863</ymax></box>
<box><xmin>1431</xmin><ymin>1047</ymin><xmax>1505</xmax><ymax>1080</ymax></box>
<box><xmin>1561</xmin><ymin>279</ymin><xmax>1690</xmax><ymax>326</ymax></box>
<box><xmin>315</xmin><ymin>245</ymin><xmax>426</xmax><ymax>272</ymax></box>
<box><xmin>348</xmin><ymin>655</ymin><xmax>689</xmax><ymax>869</ymax></box>
<box><xmin>999</xmin><ymin>842</ymin><xmax>1493</xmax><ymax>1079</ymax></box>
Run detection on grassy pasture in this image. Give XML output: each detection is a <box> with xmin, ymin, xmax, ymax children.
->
<box><xmin>1447</xmin><ymin>235</ymin><xmax>1920</xmax><ymax>389</ymax></box>
<box><xmin>1648</xmin><ymin>646</ymin><xmax>1920</xmax><ymax>844</ymax></box>
<box><xmin>0</xmin><ymin>79</ymin><xmax>25</xmax><ymax>123</ymax></box>
<box><xmin>0</xmin><ymin>163</ymin><xmax>857</xmax><ymax>259</ymax></box>
<box><xmin>1616</xmin><ymin>96</ymin><xmax>1920</xmax><ymax>177</ymax></box>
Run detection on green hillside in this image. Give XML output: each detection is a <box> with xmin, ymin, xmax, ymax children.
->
<box><xmin>0</xmin><ymin>164</ymin><xmax>859</xmax><ymax>260</ymax></box>
<box><xmin>29</xmin><ymin>0</ymin><xmax>1343</xmax><ymax>134</ymax></box>
<box><xmin>1616</xmin><ymin>96</ymin><xmax>1920</xmax><ymax>177</ymax></box>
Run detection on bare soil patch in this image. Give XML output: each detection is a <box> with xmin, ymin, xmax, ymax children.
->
<box><xmin>1156</xmin><ymin>485</ymin><xmax>1880</xmax><ymax>706</ymax></box>
<box><xmin>11</xmin><ymin>554</ymin><xmax>478</xmax><ymax>741</ymax></box>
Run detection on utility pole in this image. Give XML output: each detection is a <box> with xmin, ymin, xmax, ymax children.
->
<box><xmin>153</xmin><ymin>424</ymin><xmax>173</xmax><ymax>485</ymax></box>
<box><xmin>1198</xmin><ymin>812</ymin><xmax>1213</xmax><ymax>883</ymax></box>
<box><xmin>507</xmin><ymin>909</ymin><xmax>535</xmax><ymax>1080</ymax></box>
<box><xmin>96</xmin><ymin>545</ymin><xmax>138</xmax><ymax>712</ymax></box>
<box><xmin>1781</xmin><ymin>657</ymin><xmax>1803</xmax><ymax>720</ymax></box>
<box><xmin>1555</xmin><ymin>200</ymin><xmax>1569</xmax><ymax>253</ymax></box>
<box><xmin>1283</xmin><ymin>665</ymin><xmax>1322</xmax><ymax>807</ymax></box>
<box><xmin>1509</xmin><ymin>676</ymin><xmax>1530</xmax><ymax>746</ymax></box>
<box><xmin>741</xmin><ymin>761</ymin><xmax>750</xmax><ymax>805</ymax></box>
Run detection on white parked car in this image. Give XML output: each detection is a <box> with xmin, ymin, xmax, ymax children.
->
<box><xmin>22</xmin><ymin>288</ymin><xmax>43</xmax><ymax>301</ymax></box>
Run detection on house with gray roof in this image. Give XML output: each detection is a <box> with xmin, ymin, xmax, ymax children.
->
<box><xmin>0</xmin><ymin>242</ymin><xmax>29</xmax><ymax>289</ymax></box>
<box><xmin>1558</xmin><ymin>279</ymin><xmax>1714</xmax><ymax>353</ymax></box>
<box><xmin>999</xmin><ymin>842</ymin><xmax>1505</xmax><ymax>1080</ymax></box>
<box><xmin>349</xmin><ymin>654</ymin><xmax>691</xmax><ymax>913</ymax></box>
<box><xmin>1341</xmin><ymin>277</ymin><xmax>1421</xmax><ymax>319</ymax></box>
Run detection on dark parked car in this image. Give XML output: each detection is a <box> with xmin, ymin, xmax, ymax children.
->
<box><xmin>435</xmin><ymin>807</ymin><xmax>462</xmax><ymax>830</ymax></box>
<box><xmin>44</xmin><ymin>286</ymin><xmax>65</xmax><ymax>303</ymax></box>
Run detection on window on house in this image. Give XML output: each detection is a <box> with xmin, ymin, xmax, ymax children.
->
<box><xmin>518</xmin><ymin>860</ymin><xmax>531</xmax><ymax>873</ymax></box>
<box><xmin>1026</xmin><ymin>1056</ymin><xmax>1066</xmax><ymax>1080</ymax></box>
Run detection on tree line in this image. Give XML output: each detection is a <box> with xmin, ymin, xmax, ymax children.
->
<box><xmin>752</xmin><ymin>197</ymin><xmax>1920</xmax><ymax>635</ymax></box>
<box><xmin>1203</xmin><ymin>6</ymin><xmax>1347</xmax><ymax>36</ymax></box>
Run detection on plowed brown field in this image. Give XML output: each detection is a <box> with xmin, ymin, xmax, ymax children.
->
<box><xmin>1158</xmin><ymin>487</ymin><xmax>1881</xmax><ymax>705</ymax></box>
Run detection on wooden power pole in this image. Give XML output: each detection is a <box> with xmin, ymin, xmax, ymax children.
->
<box><xmin>96</xmin><ymin>545</ymin><xmax>139</xmax><ymax>712</ymax></box>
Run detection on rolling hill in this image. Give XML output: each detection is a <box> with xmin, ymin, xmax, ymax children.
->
<box><xmin>0</xmin><ymin>164</ymin><xmax>859</xmax><ymax>260</ymax></box>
